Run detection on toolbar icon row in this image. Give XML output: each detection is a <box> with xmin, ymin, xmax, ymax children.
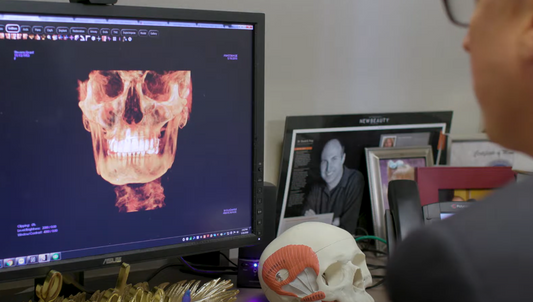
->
<box><xmin>0</xmin><ymin>253</ymin><xmax>61</xmax><ymax>269</ymax></box>
<box><xmin>0</xmin><ymin>32</ymin><xmax>136</xmax><ymax>42</ymax></box>
<box><xmin>0</xmin><ymin>24</ymin><xmax>159</xmax><ymax>37</ymax></box>
<box><xmin>181</xmin><ymin>230</ymin><xmax>241</xmax><ymax>242</ymax></box>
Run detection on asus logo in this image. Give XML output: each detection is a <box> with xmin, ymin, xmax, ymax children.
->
<box><xmin>359</xmin><ymin>117</ymin><xmax>390</xmax><ymax>125</ymax></box>
<box><xmin>103</xmin><ymin>257</ymin><xmax>122</xmax><ymax>265</ymax></box>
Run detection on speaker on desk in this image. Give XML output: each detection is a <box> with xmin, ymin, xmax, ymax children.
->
<box><xmin>237</xmin><ymin>182</ymin><xmax>277</xmax><ymax>288</ymax></box>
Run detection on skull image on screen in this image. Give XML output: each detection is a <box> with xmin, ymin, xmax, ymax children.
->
<box><xmin>78</xmin><ymin>70</ymin><xmax>192</xmax><ymax>212</ymax></box>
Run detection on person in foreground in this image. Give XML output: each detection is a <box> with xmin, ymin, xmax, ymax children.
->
<box><xmin>386</xmin><ymin>1</ymin><xmax>533</xmax><ymax>301</ymax></box>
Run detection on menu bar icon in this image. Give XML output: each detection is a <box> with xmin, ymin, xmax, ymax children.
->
<box><xmin>38</xmin><ymin>254</ymin><xmax>50</xmax><ymax>263</ymax></box>
<box><xmin>32</xmin><ymin>26</ymin><xmax>43</xmax><ymax>34</ymax></box>
<box><xmin>51</xmin><ymin>252</ymin><xmax>61</xmax><ymax>261</ymax></box>
<box><xmin>57</xmin><ymin>27</ymin><xmax>69</xmax><ymax>34</ymax></box>
<box><xmin>16</xmin><ymin>257</ymin><xmax>27</xmax><ymax>266</ymax></box>
<box><xmin>121</xmin><ymin>29</ymin><xmax>137</xmax><ymax>36</ymax></box>
<box><xmin>6</xmin><ymin>24</ymin><xmax>20</xmax><ymax>33</ymax></box>
<box><xmin>27</xmin><ymin>255</ymin><xmax>38</xmax><ymax>265</ymax></box>
<box><xmin>70</xmin><ymin>27</ymin><xmax>87</xmax><ymax>35</ymax></box>
<box><xmin>4</xmin><ymin>259</ymin><xmax>14</xmax><ymax>267</ymax></box>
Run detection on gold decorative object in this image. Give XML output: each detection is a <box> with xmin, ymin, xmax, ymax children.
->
<box><xmin>28</xmin><ymin>263</ymin><xmax>239</xmax><ymax>302</ymax></box>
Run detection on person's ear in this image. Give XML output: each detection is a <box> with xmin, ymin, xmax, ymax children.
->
<box><xmin>342</xmin><ymin>153</ymin><xmax>346</xmax><ymax>164</ymax></box>
<box><xmin>519</xmin><ymin>8</ymin><xmax>533</xmax><ymax>62</ymax></box>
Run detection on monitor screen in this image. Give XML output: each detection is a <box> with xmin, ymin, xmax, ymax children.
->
<box><xmin>440</xmin><ymin>213</ymin><xmax>455</xmax><ymax>220</ymax></box>
<box><xmin>0</xmin><ymin>5</ymin><xmax>261</xmax><ymax>275</ymax></box>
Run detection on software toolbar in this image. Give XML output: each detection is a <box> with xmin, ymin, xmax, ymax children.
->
<box><xmin>1</xmin><ymin>252</ymin><xmax>61</xmax><ymax>269</ymax></box>
<box><xmin>0</xmin><ymin>22</ymin><xmax>158</xmax><ymax>42</ymax></box>
<box><xmin>0</xmin><ymin>228</ymin><xmax>249</xmax><ymax>270</ymax></box>
<box><xmin>0</xmin><ymin>14</ymin><xmax>254</xmax><ymax>31</ymax></box>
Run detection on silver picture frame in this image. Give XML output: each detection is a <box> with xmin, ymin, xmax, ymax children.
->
<box><xmin>365</xmin><ymin>146</ymin><xmax>434</xmax><ymax>248</ymax></box>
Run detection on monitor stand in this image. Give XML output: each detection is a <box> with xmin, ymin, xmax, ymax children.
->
<box><xmin>183</xmin><ymin>251</ymin><xmax>222</xmax><ymax>266</ymax></box>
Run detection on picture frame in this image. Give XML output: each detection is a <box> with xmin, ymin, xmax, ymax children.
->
<box><xmin>275</xmin><ymin>111</ymin><xmax>453</xmax><ymax>236</ymax></box>
<box><xmin>415</xmin><ymin>166</ymin><xmax>516</xmax><ymax>206</ymax></box>
<box><xmin>448</xmin><ymin>133</ymin><xmax>515</xmax><ymax>167</ymax></box>
<box><xmin>366</xmin><ymin>146</ymin><xmax>434</xmax><ymax>244</ymax></box>
<box><xmin>380</xmin><ymin>135</ymin><xmax>397</xmax><ymax>148</ymax></box>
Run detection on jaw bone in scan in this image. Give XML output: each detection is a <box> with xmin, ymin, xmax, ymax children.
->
<box><xmin>78</xmin><ymin>70</ymin><xmax>192</xmax><ymax>212</ymax></box>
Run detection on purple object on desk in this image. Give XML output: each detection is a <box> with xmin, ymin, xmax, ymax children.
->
<box><xmin>182</xmin><ymin>290</ymin><xmax>191</xmax><ymax>302</ymax></box>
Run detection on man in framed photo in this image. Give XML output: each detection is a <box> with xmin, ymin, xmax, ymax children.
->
<box><xmin>302</xmin><ymin>138</ymin><xmax>364</xmax><ymax>234</ymax></box>
<box><xmin>386</xmin><ymin>1</ymin><xmax>533</xmax><ymax>301</ymax></box>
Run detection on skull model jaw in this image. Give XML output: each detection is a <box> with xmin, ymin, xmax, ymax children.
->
<box><xmin>78</xmin><ymin>70</ymin><xmax>192</xmax><ymax>186</ymax></box>
<box><xmin>259</xmin><ymin>222</ymin><xmax>374</xmax><ymax>302</ymax></box>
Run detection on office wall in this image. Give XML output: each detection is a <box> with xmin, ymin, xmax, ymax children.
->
<box><xmin>27</xmin><ymin>0</ymin><xmax>480</xmax><ymax>184</ymax></box>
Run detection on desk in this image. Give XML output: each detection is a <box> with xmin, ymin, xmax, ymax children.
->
<box><xmin>2</xmin><ymin>253</ymin><xmax>389</xmax><ymax>302</ymax></box>
<box><xmin>153</xmin><ymin>253</ymin><xmax>390</xmax><ymax>302</ymax></box>
<box><xmin>152</xmin><ymin>259</ymin><xmax>390</xmax><ymax>302</ymax></box>
<box><xmin>236</xmin><ymin>284</ymin><xmax>389</xmax><ymax>302</ymax></box>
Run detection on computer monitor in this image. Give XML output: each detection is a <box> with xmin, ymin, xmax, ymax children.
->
<box><xmin>0</xmin><ymin>1</ymin><xmax>265</xmax><ymax>283</ymax></box>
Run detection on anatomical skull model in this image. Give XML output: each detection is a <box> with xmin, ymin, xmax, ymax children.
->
<box><xmin>78</xmin><ymin>70</ymin><xmax>192</xmax><ymax>212</ymax></box>
<box><xmin>259</xmin><ymin>222</ymin><xmax>374</xmax><ymax>302</ymax></box>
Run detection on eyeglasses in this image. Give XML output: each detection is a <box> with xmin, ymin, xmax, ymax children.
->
<box><xmin>443</xmin><ymin>0</ymin><xmax>476</xmax><ymax>28</ymax></box>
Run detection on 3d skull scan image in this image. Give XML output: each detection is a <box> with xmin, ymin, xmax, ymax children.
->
<box><xmin>78</xmin><ymin>70</ymin><xmax>192</xmax><ymax>212</ymax></box>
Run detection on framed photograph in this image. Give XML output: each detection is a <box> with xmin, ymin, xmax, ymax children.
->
<box><xmin>276</xmin><ymin>111</ymin><xmax>453</xmax><ymax>236</ymax></box>
<box><xmin>380</xmin><ymin>136</ymin><xmax>397</xmax><ymax>148</ymax></box>
<box><xmin>415</xmin><ymin>166</ymin><xmax>516</xmax><ymax>206</ymax></box>
<box><xmin>366</xmin><ymin>146</ymin><xmax>434</xmax><ymax>243</ymax></box>
<box><xmin>448</xmin><ymin>133</ymin><xmax>515</xmax><ymax>167</ymax></box>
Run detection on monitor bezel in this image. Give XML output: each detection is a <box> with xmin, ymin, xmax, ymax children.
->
<box><xmin>0</xmin><ymin>0</ymin><xmax>265</xmax><ymax>283</ymax></box>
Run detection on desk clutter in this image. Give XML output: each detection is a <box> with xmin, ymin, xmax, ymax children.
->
<box><xmin>28</xmin><ymin>263</ymin><xmax>239</xmax><ymax>302</ymax></box>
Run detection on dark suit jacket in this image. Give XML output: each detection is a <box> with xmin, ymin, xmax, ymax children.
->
<box><xmin>302</xmin><ymin>166</ymin><xmax>365</xmax><ymax>234</ymax></box>
<box><xmin>386</xmin><ymin>177</ymin><xmax>533</xmax><ymax>302</ymax></box>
